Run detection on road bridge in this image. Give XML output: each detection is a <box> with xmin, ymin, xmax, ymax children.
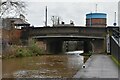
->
<box><xmin>21</xmin><ymin>26</ymin><xmax>119</xmax><ymax>54</ymax></box>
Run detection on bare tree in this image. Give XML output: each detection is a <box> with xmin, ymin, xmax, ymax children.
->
<box><xmin>51</xmin><ymin>16</ymin><xmax>61</xmax><ymax>26</ymax></box>
<box><xmin>0</xmin><ymin>0</ymin><xmax>26</xmax><ymax>18</ymax></box>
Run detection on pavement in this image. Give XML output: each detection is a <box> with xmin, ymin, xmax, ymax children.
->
<box><xmin>73</xmin><ymin>54</ymin><xmax>119</xmax><ymax>79</ymax></box>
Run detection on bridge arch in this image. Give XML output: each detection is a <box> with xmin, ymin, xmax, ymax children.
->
<box><xmin>84</xmin><ymin>41</ymin><xmax>92</xmax><ymax>53</ymax></box>
<box><xmin>91</xmin><ymin>39</ymin><xmax>105</xmax><ymax>53</ymax></box>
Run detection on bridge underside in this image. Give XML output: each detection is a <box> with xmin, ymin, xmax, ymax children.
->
<box><xmin>33</xmin><ymin>36</ymin><xmax>104</xmax><ymax>40</ymax></box>
<box><xmin>33</xmin><ymin>36</ymin><xmax>105</xmax><ymax>54</ymax></box>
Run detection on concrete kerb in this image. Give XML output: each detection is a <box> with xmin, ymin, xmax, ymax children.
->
<box><xmin>82</xmin><ymin>55</ymin><xmax>94</xmax><ymax>68</ymax></box>
<box><xmin>73</xmin><ymin>55</ymin><xmax>94</xmax><ymax>78</ymax></box>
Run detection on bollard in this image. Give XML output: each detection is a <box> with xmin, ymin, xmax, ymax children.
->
<box><xmin>82</xmin><ymin>64</ymin><xmax>86</xmax><ymax>68</ymax></box>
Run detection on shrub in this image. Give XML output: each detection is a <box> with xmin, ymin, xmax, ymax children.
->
<box><xmin>29</xmin><ymin>43</ymin><xmax>44</xmax><ymax>56</ymax></box>
<box><xmin>16</xmin><ymin>47</ymin><xmax>33</xmax><ymax>57</ymax></box>
<box><xmin>3</xmin><ymin>39</ymin><xmax>45</xmax><ymax>58</ymax></box>
<box><xmin>28</xmin><ymin>39</ymin><xmax>45</xmax><ymax>56</ymax></box>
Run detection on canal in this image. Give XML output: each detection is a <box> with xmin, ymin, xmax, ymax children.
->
<box><xmin>2</xmin><ymin>54</ymin><xmax>87</xmax><ymax>78</ymax></box>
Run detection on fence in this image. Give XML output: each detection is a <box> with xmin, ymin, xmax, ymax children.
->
<box><xmin>110</xmin><ymin>27</ymin><xmax>120</xmax><ymax>62</ymax></box>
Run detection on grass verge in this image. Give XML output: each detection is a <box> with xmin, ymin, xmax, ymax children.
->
<box><xmin>111</xmin><ymin>55</ymin><xmax>120</xmax><ymax>67</ymax></box>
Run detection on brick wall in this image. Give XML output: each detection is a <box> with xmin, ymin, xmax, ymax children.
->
<box><xmin>9</xmin><ymin>29</ymin><xmax>22</xmax><ymax>44</ymax></box>
<box><xmin>86</xmin><ymin>18</ymin><xmax>106</xmax><ymax>27</ymax></box>
<box><xmin>2</xmin><ymin>28</ymin><xmax>22</xmax><ymax>45</ymax></box>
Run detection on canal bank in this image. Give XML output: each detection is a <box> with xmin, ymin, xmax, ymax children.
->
<box><xmin>73</xmin><ymin>54</ymin><xmax>119</xmax><ymax>79</ymax></box>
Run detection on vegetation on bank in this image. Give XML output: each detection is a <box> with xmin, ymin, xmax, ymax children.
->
<box><xmin>2</xmin><ymin>39</ymin><xmax>46</xmax><ymax>59</ymax></box>
<box><xmin>16</xmin><ymin>45</ymin><xmax>45</xmax><ymax>57</ymax></box>
<box><xmin>111</xmin><ymin>55</ymin><xmax>120</xmax><ymax>67</ymax></box>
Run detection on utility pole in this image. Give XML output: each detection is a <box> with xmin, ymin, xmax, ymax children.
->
<box><xmin>113</xmin><ymin>12</ymin><xmax>117</xmax><ymax>26</ymax></box>
<box><xmin>45</xmin><ymin>6</ymin><xmax>47</xmax><ymax>27</ymax></box>
<box><xmin>95</xmin><ymin>4</ymin><xmax>98</xmax><ymax>13</ymax></box>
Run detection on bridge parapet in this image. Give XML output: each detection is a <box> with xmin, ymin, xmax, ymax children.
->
<box><xmin>24</xmin><ymin>27</ymin><xmax>108</xmax><ymax>38</ymax></box>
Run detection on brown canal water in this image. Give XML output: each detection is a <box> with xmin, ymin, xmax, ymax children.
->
<box><xmin>2</xmin><ymin>54</ymin><xmax>88</xmax><ymax>78</ymax></box>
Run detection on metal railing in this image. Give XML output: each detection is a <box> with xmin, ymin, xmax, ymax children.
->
<box><xmin>112</xmin><ymin>28</ymin><xmax>120</xmax><ymax>43</ymax></box>
<box><xmin>110</xmin><ymin>27</ymin><xmax>120</xmax><ymax>62</ymax></box>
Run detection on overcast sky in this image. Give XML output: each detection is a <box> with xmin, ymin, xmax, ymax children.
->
<box><xmin>21</xmin><ymin>0</ymin><xmax>120</xmax><ymax>26</ymax></box>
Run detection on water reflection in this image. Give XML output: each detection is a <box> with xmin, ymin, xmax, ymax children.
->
<box><xmin>3</xmin><ymin>55</ymin><xmax>85</xmax><ymax>78</ymax></box>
